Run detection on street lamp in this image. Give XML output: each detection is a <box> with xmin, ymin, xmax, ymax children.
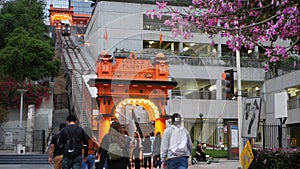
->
<box><xmin>17</xmin><ymin>89</ymin><xmax>27</xmax><ymax>129</ymax></box>
<box><xmin>17</xmin><ymin>89</ymin><xmax>27</xmax><ymax>146</ymax></box>
<box><xmin>199</xmin><ymin>113</ymin><xmax>204</xmax><ymax>143</ymax></box>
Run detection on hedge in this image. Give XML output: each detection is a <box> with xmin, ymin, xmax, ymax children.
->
<box><xmin>249</xmin><ymin>148</ymin><xmax>300</xmax><ymax>169</ymax></box>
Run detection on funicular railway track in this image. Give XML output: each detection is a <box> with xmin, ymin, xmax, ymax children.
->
<box><xmin>60</xmin><ymin>34</ymin><xmax>92</xmax><ymax>125</ymax></box>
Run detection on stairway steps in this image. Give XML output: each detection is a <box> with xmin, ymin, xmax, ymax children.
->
<box><xmin>0</xmin><ymin>154</ymin><xmax>49</xmax><ymax>164</ymax></box>
<box><xmin>52</xmin><ymin>109</ymin><xmax>69</xmax><ymax>134</ymax></box>
<box><xmin>139</xmin><ymin>123</ymin><xmax>154</xmax><ymax>137</ymax></box>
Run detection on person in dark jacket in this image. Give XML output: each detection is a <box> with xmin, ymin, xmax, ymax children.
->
<box><xmin>58</xmin><ymin>114</ymin><xmax>88</xmax><ymax>169</ymax></box>
<box><xmin>152</xmin><ymin>132</ymin><xmax>161</xmax><ymax>169</ymax></box>
<box><xmin>97</xmin><ymin>134</ymin><xmax>109</xmax><ymax>169</ymax></box>
<box><xmin>142</xmin><ymin>135</ymin><xmax>152</xmax><ymax>169</ymax></box>
<box><xmin>124</xmin><ymin>130</ymin><xmax>132</xmax><ymax>169</ymax></box>
<box><xmin>195</xmin><ymin>143</ymin><xmax>206</xmax><ymax>162</ymax></box>
<box><xmin>132</xmin><ymin>132</ymin><xmax>141</xmax><ymax>169</ymax></box>
<box><xmin>82</xmin><ymin>136</ymin><xmax>99</xmax><ymax>169</ymax></box>
<box><xmin>48</xmin><ymin>123</ymin><xmax>66</xmax><ymax>169</ymax></box>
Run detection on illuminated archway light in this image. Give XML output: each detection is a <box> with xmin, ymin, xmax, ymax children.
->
<box><xmin>115</xmin><ymin>98</ymin><xmax>160</xmax><ymax>120</ymax></box>
<box><xmin>51</xmin><ymin>14</ymin><xmax>72</xmax><ymax>25</ymax></box>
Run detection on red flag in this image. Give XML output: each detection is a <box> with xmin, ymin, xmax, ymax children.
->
<box><xmin>159</xmin><ymin>31</ymin><xmax>163</xmax><ymax>45</ymax></box>
<box><xmin>104</xmin><ymin>30</ymin><xmax>108</xmax><ymax>41</ymax></box>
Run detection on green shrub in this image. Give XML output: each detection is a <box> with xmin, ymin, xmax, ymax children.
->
<box><xmin>249</xmin><ymin>148</ymin><xmax>300</xmax><ymax>169</ymax></box>
<box><xmin>205</xmin><ymin>149</ymin><xmax>228</xmax><ymax>158</ymax></box>
<box><xmin>191</xmin><ymin>148</ymin><xmax>228</xmax><ymax>158</ymax></box>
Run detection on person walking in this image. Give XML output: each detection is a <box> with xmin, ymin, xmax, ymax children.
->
<box><xmin>160</xmin><ymin>113</ymin><xmax>193</xmax><ymax>169</ymax></box>
<box><xmin>152</xmin><ymin>132</ymin><xmax>161</xmax><ymax>169</ymax></box>
<box><xmin>123</xmin><ymin>130</ymin><xmax>132</xmax><ymax>169</ymax></box>
<box><xmin>58</xmin><ymin>114</ymin><xmax>89</xmax><ymax>169</ymax></box>
<box><xmin>142</xmin><ymin>135</ymin><xmax>152</xmax><ymax>169</ymax></box>
<box><xmin>149</xmin><ymin>132</ymin><xmax>155</xmax><ymax>153</ymax></box>
<box><xmin>82</xmin><ymin>136</ymin><xmax>99</xmax><ymax>169</ymax></box>
<box><xmin>48</xmin><ymin>123</ymin><xmax>66</xmax><ymax>169</ymax></box>
<box><xmin>96</xmin><ymin>134</ymin><xmax>109</xmax><ymax>169</ymax></box>
<box><xmin>132</xmin><ymin>132</ymin><xmax>141</xmax><ymax>169</ymax></box>
<box><xmin>106</xmin><ymin>121</ymin><xmax>128</xmax><ymax>169</ymax></box>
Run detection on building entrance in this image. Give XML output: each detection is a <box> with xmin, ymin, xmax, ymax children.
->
<box><xmin>114</xmin><ymin>98</ymin><xmax>159</xmax><ymax>138</ymax></box>
<box><xmin>88</xmin><ymin>51</ymin><xmax>177</xmax><ymax>142</ymax></box>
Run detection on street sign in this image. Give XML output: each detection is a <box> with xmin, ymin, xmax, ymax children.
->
<box><xmin>242</xmin><ymin>97</ymin><xmax>262</xmax><ymax>138</ymax></box>
<box><xmin>240</xmin><ymin>140</ymin><xmax>254</xmax><ymax>169</ymax></box>
<box><xmin>274</xmin><ymin>91</ymin><xmax>288</xmax><ymax>119</ymax></box>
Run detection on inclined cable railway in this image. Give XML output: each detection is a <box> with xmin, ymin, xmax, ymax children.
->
<box><xmin>61</xmin><ymin>35</ymin><xmax>92</xmax><ymax>127</ymax></box>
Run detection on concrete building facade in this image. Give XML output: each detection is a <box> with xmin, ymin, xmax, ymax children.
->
<box><xmin>79</xmin><ymin>0</ymin><xmax>300</xmax><ymax>150</ymax></box>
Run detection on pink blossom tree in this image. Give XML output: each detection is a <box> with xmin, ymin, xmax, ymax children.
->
<box><xmin>147</xmin><ymin>0</ymin><xmax>300</xmax><ymax>71</ymax></box>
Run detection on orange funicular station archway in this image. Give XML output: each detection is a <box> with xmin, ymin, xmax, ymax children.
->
<box><xmin>88</xmin><ymin>51</ymin><xmax>177</xmax><ymax>142</ymax></box>
<box><xmin>48</xmin><ymin>4</ymin><xmax>90</xmax><ymax>27</ymax></box>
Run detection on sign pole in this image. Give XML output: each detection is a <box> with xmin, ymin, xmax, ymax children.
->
<box><xmin>236</xmin><ymin>45</ymin><xmax>243</xmax><ymax>162</ymax></box>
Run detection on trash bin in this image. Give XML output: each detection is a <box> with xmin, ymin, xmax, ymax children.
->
<box><xmin>17</xmin><ymin>144</ymin><xmax>25</xmax><ymax>154</ymax></box>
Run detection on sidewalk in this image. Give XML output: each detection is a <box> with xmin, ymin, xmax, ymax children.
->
<box><xmin>0</xmin><ymin>151</ymin><xmax>241</xmax><ymax>169</ymax></box>
<box><xmin>0</xmin><ymin>162</ymin><xmax>241</xmax><ymax>169</ymax></box>
<box><xmin>0</xmin><ymin>164</ymin><xmax>53</xmax><ymax>169</ymax></box>
<box><xmin>189</xmin><ymin>158</ymin><xmax>241</xmax><ymax>169</ymax></box>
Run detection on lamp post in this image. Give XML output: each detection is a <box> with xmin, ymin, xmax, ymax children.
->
<box><xmin>17</xmin><ymin>89</ymin><xmax>27</xmax><ymax>129</ymax></box>
<box><xmin>236</xmin><ymin>44</ymin><xmax>243</xmax><ymax>158</ymax></box>
<box><xmin>17</xmin><ymin>89</ymin><xmax>27</xmax><ymax>145</ymax></box>
<box><xmin>199</xmin><ymin>113</ymin><xmax>204</xmax><ymax>143</ymax></box>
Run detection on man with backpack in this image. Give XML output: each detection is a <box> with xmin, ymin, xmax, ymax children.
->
<box><xmin>160</xmin><ymin>113</ymin><xmax>193</xmax><ymax>169</ymax></box>
<box><xmin>48</xmin><ymin>123</ymin><xmax>66</xmax><ymax>169</ymax></box>
<box><xmin>58</xmin><ymin>114</ymin><xmax>88</xmax><ymax>169</ymax></box>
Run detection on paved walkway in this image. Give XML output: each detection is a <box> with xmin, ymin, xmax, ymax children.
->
<box><xmin>0</xmin><ymin>164</ymin><xmax>53</xmax><ymax>169</ymax></box>
<box><xmin>0</xmin><ymin>151</ymin><xmax>242</xmax><ymax>169</ymax></box>
<box><xmin>189</xmin><ymin>159</ymin><xmax>241</xmax><ymax>169</ymax></box>
<box><xmin>0</xmin><ymin>160</ymin><xmax>241</xmax><ymax>169</ymax></box>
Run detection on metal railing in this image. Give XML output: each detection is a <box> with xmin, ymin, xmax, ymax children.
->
<box><xmin>99</xmin><ymin>0</ymin><xmax>191</xmax><ymax>6</ymax></box>
<box><xmin>143</xmin><ymin>21</ymin><xmax>205</xmax><ymax>33</ymax></box>
<box><xmin>172</xmin><ymin>90</ymin><xmax>216</xmax><ymax>100</ymax></box>
<box><xmin>143</xmin><ymin>22</ymin><xmax>172</xmax><ymax>31</ymax></box>
<box><xmin>113</xmin><ymin>48</ymin><xmax>265</xmax><ymax>68</ymax></box>
<box><xmin>168</xmin><ymin>55</ymin><xmax>264</xmax><ymax>68</ymax></box>
<box><xmin>253</xmin><ymin>123</ymin><xmax>300</xmax><ymax>149</ymax></box>
<box><xmin>265</xmin><ymin>61</ymin><xmax>300</xmax><ymax>80</ymax></box>
<box><xmin>171</xmin><ymin>90</ymin><xmax>261</xmax><ymax>100</ymax></box>
<box><xmin>288</xmin><ymin>97</ymin><xmax>300</xmax><ymax>109</ymax></box>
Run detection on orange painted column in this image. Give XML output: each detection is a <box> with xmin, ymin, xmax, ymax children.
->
<box><xmin>98</xmin><ymin>117</ymin><xmax>111</xmax><ymax>144</ymax></box>
<box><xmin>155</xmin><ymin>118</ymin><xmax>167</xmax><ymax>135</ymax></box>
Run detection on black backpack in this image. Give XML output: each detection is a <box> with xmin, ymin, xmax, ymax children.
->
<box><xmin>63</xmin><ymin>126</ymin><xmax>82</xmax><ymax>159</ymax></box>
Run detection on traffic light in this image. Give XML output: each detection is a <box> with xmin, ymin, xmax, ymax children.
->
<box><xmin>222</xmin><ymin>69</ymin><xmax>234</xmax><ymax>99</ymax></box>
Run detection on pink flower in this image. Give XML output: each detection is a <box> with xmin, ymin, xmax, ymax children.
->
<box><xmin>150</xmin><ymin>9</ymin><xmax>155</xmax><ymax>20</ymax></box>
<box><xmin>270</xmin><ymin>56</ymin><xmax>279</xmax><ymax>62</ymax></box>
<box><xmin>293</xmin><ymin>45</ymin><xmax>300</xmax><ymax>51</ymax></box>
<box><xmin>263</xmin><ymin>64</ymin><xmax>270</xmax><ymax>71</ymax></box>
<box><xmin>156</xmin><ymin>1</ymin><xmax>168</xmax><ymax>10</ymax></box>
<box><xmin>265</xmin><ymin>48</ymin><xmax>272</xmax><ymax>57</ymax></box>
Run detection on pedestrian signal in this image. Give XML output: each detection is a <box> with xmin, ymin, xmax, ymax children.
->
<box><xmin>222</xmin><ymin>69</ymin><xmax>234</xmax><ymax>99</ymax></box>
